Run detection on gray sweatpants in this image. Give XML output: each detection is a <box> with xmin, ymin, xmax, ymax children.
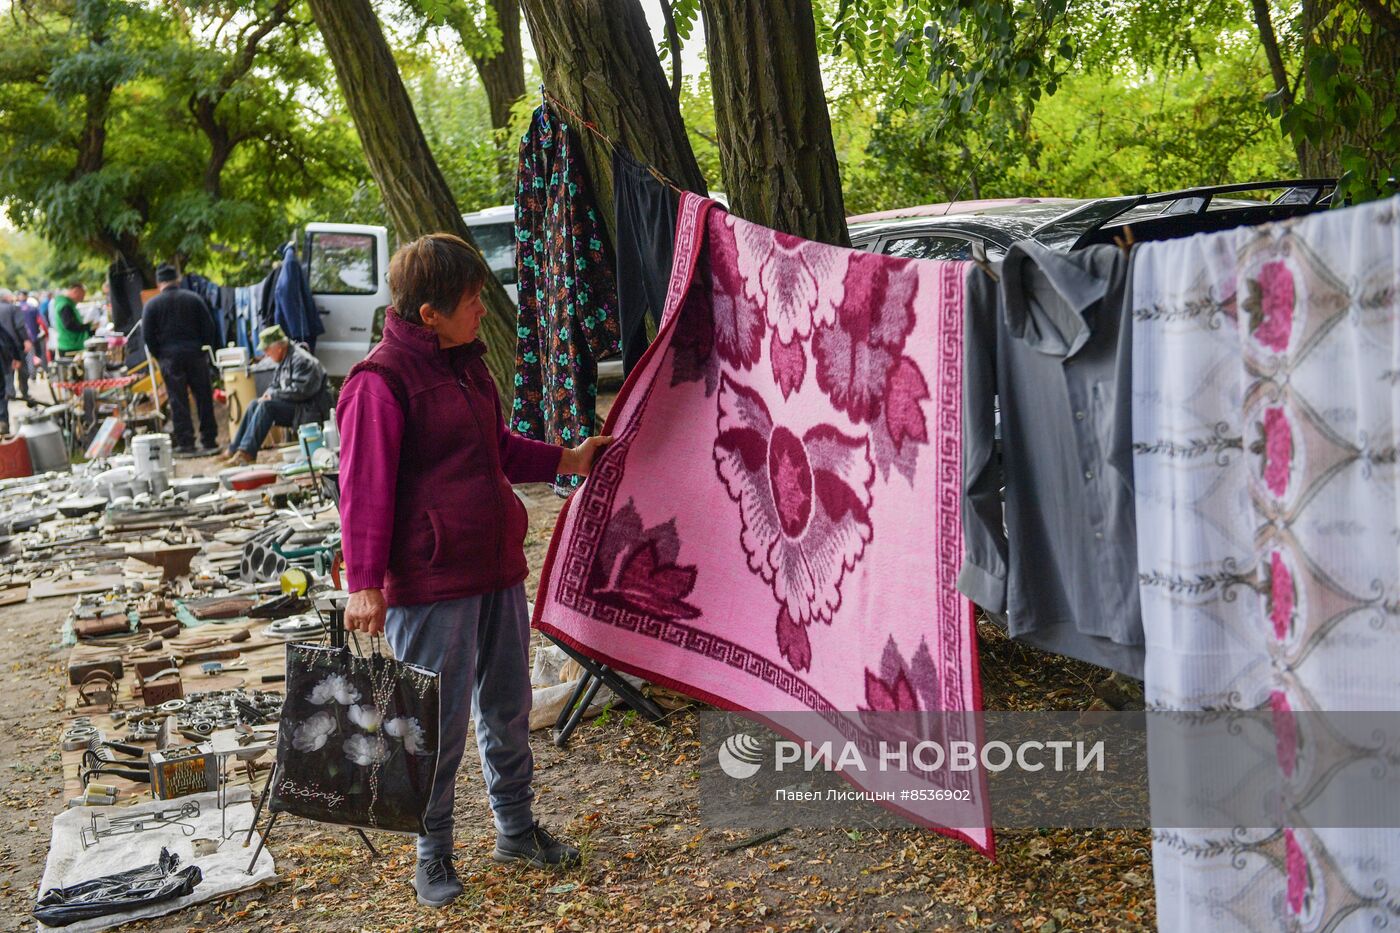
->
<box><xmin>385</xmin><ymin>585</ymin><xmax>536</xmax><ymax>860</ymax></box>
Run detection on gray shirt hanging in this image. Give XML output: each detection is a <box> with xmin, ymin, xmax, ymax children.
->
<box><xmin>958</xmin><ymin>241</ymin><xmax>1144</xmax><ymax>678</ymax></box>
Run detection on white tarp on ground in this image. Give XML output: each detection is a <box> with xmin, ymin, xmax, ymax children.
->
<box><xmin>36</xmin><ymin>788</ymin><xmax>275</xmax><ymax>933</ymax></box>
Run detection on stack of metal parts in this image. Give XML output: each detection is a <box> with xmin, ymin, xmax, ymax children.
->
<box><xmin>238</xmin><ymin>520</ymin><xmax>340</xmax><ymax>584</ymax></box>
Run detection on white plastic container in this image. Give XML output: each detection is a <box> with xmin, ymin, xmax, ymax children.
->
<box><xmin>322</xmin><ymin>411</ymin><xmax>339</xmax><ymax>452</ymax></box>
<box><xmin>131</xmin><ymin>434</ymin><xmax>173</xmax><ymax>480</ymax></box>
<box><xmin>215</xmin><ymin>347</ymin><xmax>250</xmax><ymax>368</ymax></box>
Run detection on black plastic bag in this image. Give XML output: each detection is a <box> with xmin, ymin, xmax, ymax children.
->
<box><xmin>34</xmin><ymin>848</ymin><xmax>201</xmax><ymax>927</ymax></box>
<box><xmin>269</xmin><ymin>641</ymin><xmax>440</xmax><ymax>834</ymax></box>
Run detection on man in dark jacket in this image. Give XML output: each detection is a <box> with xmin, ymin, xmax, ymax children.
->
<box><xmin>0</xmin><ymin>295</ymin><xmax>33</xmax><ymax>405</ymax></box>
<box><xmin>0</xmin><ymin>312</ymin><xmax>21</xmax><ymax>435</ymax></box>
<box><xmin>142</xmin><ymin>264</ymin><xmax>220</xmax><ymax>455</ymax></box>
<box><xmin>222</xmin><ymin>324</ymin><xmax>329</xmax><ymax>466</ymax></box>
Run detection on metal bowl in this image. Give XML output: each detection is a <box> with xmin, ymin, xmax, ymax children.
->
<box><xmin>57</xmin><ymin>497</ymin><xmax>108</xmax><ymax>518</ymax></box>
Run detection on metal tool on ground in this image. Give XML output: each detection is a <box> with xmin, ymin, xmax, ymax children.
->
<box><xmin>128</xmin><ymin>544</ymin><xmax>202</xmax><ymax>582</ymax></box>
<box><xmin>80</xmin><ymin>801</ymin><xmax>201</xmax><ymax>849</ymax></box>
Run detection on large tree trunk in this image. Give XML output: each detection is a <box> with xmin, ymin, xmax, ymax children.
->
<box><xmin>699</xmin><ymin>0</ymin><xmax>849</xmax><ymax>246</ymax></box>
<box><xmin>521</xmin><ymin>0</ymin><xmax>708</xmax><ymax>249</ymax></box>
<box><xmin>306</xmin><ymin>0</ymin><xmax>518</xmax><ymax>398</ymax></box>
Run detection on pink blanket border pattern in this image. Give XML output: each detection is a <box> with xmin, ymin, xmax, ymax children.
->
<box><xmin>532</xmin><ymin>194</ymin><xmax>992</xmax><ymax>856</ymax></box>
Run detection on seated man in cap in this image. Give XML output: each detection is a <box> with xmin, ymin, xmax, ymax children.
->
<box><xmin>142</xmin><ymin>264</ymin><xmax>220</xmax><ymax>455</ymax></box>
<box><xmin>223</xmin><ymin>325</ymin><xmax>330</xmax><ymax>465</ymax></box>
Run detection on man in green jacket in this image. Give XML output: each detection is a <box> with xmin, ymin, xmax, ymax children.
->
<box><xmin>51</xmin><ymin>283</ymin><xmax>92</xmax><ymax>356</ymax></box>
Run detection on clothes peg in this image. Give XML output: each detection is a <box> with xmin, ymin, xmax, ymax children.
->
<box><xmin>970</xmin><ymin>239</ymin><xmax>999</xmax><ymax>283</ymax></box>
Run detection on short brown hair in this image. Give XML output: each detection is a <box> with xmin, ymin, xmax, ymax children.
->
<box><xmin>387</xmin><ymin>233</ymin><xmax>490</xmax><ymax>326</ymax></box>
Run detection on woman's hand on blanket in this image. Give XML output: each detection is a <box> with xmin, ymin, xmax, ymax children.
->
<box><xmin>559</xmin><ymin>435</ymin><xmax>614</xmax><ymax>477</ymax></box>
<box><xmin>346</xmin><ymin>587</ymin><xmax>387</xmax><ymax>636</ymax></box>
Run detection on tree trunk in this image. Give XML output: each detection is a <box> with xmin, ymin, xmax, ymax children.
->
<box><xmin>521</xmin><ymin>0</ymin><xmax>708</xmax><ymax>249</ymax></box>
<box><xmin>307</xmin><ymin>0</ymin><xmax>518</xmax><ymax>399</ymax></box>
<box><xmin>463</xmin><ymin>0</ymin><xmax>525</xmax><ymax>186</ymax></box>
<box><xmin>469</xmin><ymin>0</ymin><xmax>526</xmax><ymax>134</ymax></box>
<box><xmin>699</xmin><ymin>0</ymin><xmax>849</xmax><ymax>246</ymax></box>
<box><xmin>1295</xmin><ymin>0</ymin><xmax>1400</xmax><ymax>180</ymax></box>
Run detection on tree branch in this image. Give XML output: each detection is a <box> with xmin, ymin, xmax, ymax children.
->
<box><xmin>659</xmin><ymin>0</ymin><xmax>682</xmax><ymax>99</ymax></box>
<box><xmin>221</xmin><ymin>0</ymin><xmax>293</xmax><ymax>97</ymax></box>
<box><xmin>1250</xmin><ymin>0</ymin><xmax>1293</xmax><ymax>106</ymax></box>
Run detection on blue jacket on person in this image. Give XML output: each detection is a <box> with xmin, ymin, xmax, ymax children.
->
<box><xmin>274</xmin><ymin>244</ymin><xmax>323</xmax><ymax>350</ymax></box>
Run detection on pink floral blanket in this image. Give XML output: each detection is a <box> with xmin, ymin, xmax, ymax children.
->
<box><xmin>533</xmin><ymin>195</ymin><xmax>990</xmax><ymax>854</ymax></box>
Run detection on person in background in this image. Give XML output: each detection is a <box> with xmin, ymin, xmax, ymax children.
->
<box><xmin>221</xmin><ymin>325</ymin><xmax>330</xmax><ymax>466</ymax></box>
<box><xmin>338</xmin><ymin>234</ymin><xmax>611</xmax><ymax>908</ymax></box>
<box><xmin>0</xmin><ymin>293</ymin><xmax>33</xmax><ymax>405</ymax></box>
<box><xmin>51</xmin><ymin>283</ymin><xmax>92</xmax><ymax>357</ymax></box>
<box><xmin>141</xmin><ymin>264</ymin><xmax>220</xmax><ymax>456</ymax></box>
<box><xmin>0</xmin><ymin>309</ymin><xmax>20</xmax><ymax>436</ymax></box>
<box><xmin>19</xmin><ymin>293</ymin><xmax>46</xmax><ymax>373</ymax></box>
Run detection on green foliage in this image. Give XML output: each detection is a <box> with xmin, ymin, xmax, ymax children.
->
<box><xmin>0</xmin><ymin>0</ymin><xmax>360</xmax><ymax>284</ymax></box>
<box><xmin>839</xmin><ymin>43</ymin><xmax>1298</xmax><ymax>212</ymax></box>
<box><xmin>658</xmin><ymin>0</ymin><xmax>702</xmax><ymax>66</ymax></box>
<box><xmin>675</xmin><ymin>71</ymin><xmax>723</xmax><ymax>192</ymax></box>
<box><xmin>402</xmin><ymin>54</ymin><xmax>518</xmax><ymax>207</ymax></box>
<box><xmin>0</xmin><ymin>225</ymin><xmax>107</xmax><ymax>287</ymax></box>
<box><xmin>820</xmin><ymin>0</ymin><xmax>1400</xmax><ymax>204</ymax></box>
<box><xmin>1274</xmin><ymin>6</ymin><xmax>1400</xmax><ymax>202</ymax></box>
<box><xmin>391</xmin><ymin>0</ymin><xmax>502</xmax><ymax>61</ymax></box>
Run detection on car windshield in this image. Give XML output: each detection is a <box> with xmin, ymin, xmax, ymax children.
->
<box><xmin>469</xmin><ymin>221</ymin><xmax>517</xmax><ymax>286</ymax></box>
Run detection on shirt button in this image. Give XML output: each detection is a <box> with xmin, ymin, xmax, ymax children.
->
<box><xmin>1084</xmin><ymin>469</ymin><xmax>1094</xmax><ymax>480</ymax></box>
<box><xmin>1074</xmin><ymin>411</ymin><xmax>1086</xmax><ymax>421</ymax></box>
<box><xmin>1094</xmin><ymin>532</ymin><xmax>1104</xmax><ymax>540</ymax></box>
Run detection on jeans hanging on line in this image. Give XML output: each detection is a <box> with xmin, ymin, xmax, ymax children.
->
<box><xmin>612</xmin><ymin>146</ymin><xmax>679</xmax><ymax>376</ymax></box>
<box><xmin>385</xmin><ymin>586</ymin><xmax>536</xmax><ymax>861</ymax></box>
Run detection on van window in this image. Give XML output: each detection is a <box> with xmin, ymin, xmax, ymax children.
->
<box><xmin>308</xmin><ymin>232</ymin><xmax>377</xmax><ymax>295</ymax></box>
<box><xmin>468</xmin><ymin>222</ymin><xmax>518</xmax><ymax>286</ymax></box>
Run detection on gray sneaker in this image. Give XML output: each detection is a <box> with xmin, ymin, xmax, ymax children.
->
<box><xmin>413</xmin><ymin>855</ymin><xmax>463</xmax><ymax>907</ymax></box>
<box><xmin>493</xmin><ymin>821</ymin><xmax>581</xmax><ymax>867</ymax></box>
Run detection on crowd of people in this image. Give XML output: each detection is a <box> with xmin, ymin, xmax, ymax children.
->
<box><xmin>0</xmin><ymin>284</ymin><xmax>96</xmax><ymax>435</ymax></box>
<box><xmin>0</xmin><ymin>268</ymin><xmax>330</xmax><ymax>460</ymax></box>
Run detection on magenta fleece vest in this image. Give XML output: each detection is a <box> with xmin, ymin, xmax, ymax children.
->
<box><xmin>345</xmin><ymin>313</ymin><xmax>528</xmax><ymax>606</ymax></box>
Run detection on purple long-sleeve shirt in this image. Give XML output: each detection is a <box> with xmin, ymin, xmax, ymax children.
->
<box><xmin>338</xmin><ymin>368</ymin><xmax>563</xmax><ymax>594</ymax></box>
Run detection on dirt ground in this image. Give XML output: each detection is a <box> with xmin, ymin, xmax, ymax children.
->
<box><xmin>0</xmin><ymin>387</ymin><xmax>1155</xmax><ymax>932</ymax></box>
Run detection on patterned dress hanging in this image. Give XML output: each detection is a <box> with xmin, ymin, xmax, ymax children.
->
<box><xmin>513</xmin><ymin>103</ymin><xmax>621</xmax><ymax>492</ymax></box>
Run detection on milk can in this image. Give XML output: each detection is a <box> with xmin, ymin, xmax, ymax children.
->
<box><xmin>82</xmin><ymin>350</ymin><xmax>107</xmax><ymax>383</ymax></box>
<box><xmin>17</xmin><ymin>411</ymin><xmax>69</xmax><ymax>474</ymax></box>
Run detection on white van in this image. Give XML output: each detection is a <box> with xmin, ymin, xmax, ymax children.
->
<box><xmin>304</xmin><ymin>210</ymin><xmax>621</xmax><ymax>381</ymax></box>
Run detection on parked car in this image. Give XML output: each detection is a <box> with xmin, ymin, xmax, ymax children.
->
<box><xmin>463</xmin><ymin>205</ymin><xmax>519</xmax><ymax>305</ymax></box>
<box><xmin>847</xmin><ymin>180</ymin><xmax>1335</xmax><ymax>261</ymax></box>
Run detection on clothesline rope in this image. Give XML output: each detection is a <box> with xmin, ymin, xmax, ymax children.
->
<box><xmin>539</xmin><ymin>87</ymin><xmax>691</xmax><ymax>198</ymax></box>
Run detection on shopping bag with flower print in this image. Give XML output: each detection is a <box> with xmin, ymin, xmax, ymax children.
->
<box><xmin>269</xmin><ymin>642</ymin><xmax>440</xmax><ymax>834</ymax></box>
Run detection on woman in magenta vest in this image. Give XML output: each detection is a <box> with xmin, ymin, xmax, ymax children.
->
<box><xmin>337</xmin><ymin>234</ymin><xmax>610</xmax><ymax>907</ymax></box>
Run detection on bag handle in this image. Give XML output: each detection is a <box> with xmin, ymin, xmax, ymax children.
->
<box><xmin>346</xmin><ymin>629</ymin><xmax>388</xmax><ymax>663</ymax></box>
